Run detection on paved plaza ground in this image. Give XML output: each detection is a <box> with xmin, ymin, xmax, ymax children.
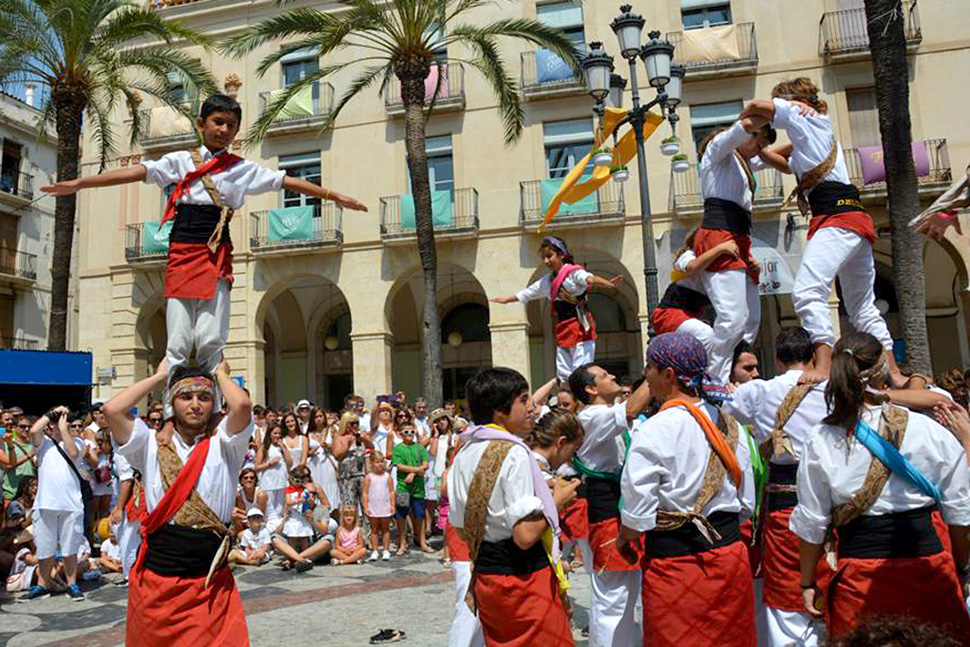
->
<box><xmin>0</xmin><ymin>546</ymin><xmax>594</xmax><ymax>647</ymax></box>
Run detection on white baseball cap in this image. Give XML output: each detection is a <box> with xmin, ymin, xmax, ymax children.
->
<box><xmin>297</xmin><ymin>399</ymin><xmax>311</xmax><ymax>409</ymax></box>
<box><xmin>247</xmin><ymin>508</ymin><xmax>264</xmax><ymax>518</ymax></box>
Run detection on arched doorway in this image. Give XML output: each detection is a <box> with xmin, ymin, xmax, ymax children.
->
<box><xmin>258</xmin><ymin>276</ymin><xmax>352</xmax><ymax>408</ymax></box>
<box><xmin>441</xmin><ymin>302</ymin><xmax>491</xmax><ymax>401</ymax></box>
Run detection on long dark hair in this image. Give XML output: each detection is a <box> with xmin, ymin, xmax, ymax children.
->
<box><xmin>262</xmin><ymin>423</ymin><xmax>283</xmax><ymax>454</ymax></box>
<box><xmin>824</xmin><ymin>333</ymin><xmax>886</xmax><ymax>434</ymax></box>
<box><xmin>281</xmin><ymin>412</ymin><xmax>300</xmax><ymax>436</ymax></box>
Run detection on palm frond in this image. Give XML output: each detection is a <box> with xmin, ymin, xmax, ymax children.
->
<box><xmin>451</xmin><ymin>33</ymin><xmax>523</xmax><ymax>143</ymax></box>
<box><xmin>318</xmin><ymin>62</ymin><xmax>391</xmax><ymax>135</ymax></box>
<box><xmin>449</xmin><ymin>18</ymin><xmax>582</xmax><ymax>73</ymax></box>
<box><xmin>220</xmin><ymin>8</ymin><xmax>341</xmax><ymax>58</ymax></box>
<box><xmin>86</xmin><ymin>88</ymin><xmax>117</xmax><ymax>172</ymax></box>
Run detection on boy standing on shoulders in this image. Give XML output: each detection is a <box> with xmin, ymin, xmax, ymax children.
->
<box><xmin>42</xmin><ymin>94</ymin><xmax>366</xmax><ymax>413</ymax></box>
<box><xmin>102</xmin><ymin>359</ymin><xmax>254</xmax><ymax>647</ymax></box>
<box><xmin>448</xmin><ymin>368</ymin><xmax>580</xmax><ymax>647</ymax></box>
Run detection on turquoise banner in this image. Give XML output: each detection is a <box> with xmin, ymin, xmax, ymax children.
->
<box><xmin>400</xmin><ymin>191</ymin><xmax>454</xmax><ymax>230</ymax></box>
<box><xmin>143</xmin><ymin>221</ymin><xmax>171</xmax><ymax>253</ymax></box>
<box><xmin>541</xmin><ymin>175</ymin><xmax>598</xmax><ymax>216</ymax></box>
<box><xmin>268</xmin><ymin>206</ymin><xmax>315</xmax><ymax>241</ymax></box>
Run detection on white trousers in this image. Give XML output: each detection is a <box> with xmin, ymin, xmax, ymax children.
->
<box><xmin>793</xmin><ymin>227</ymin><xmax>892</xmax><ymax>351</ymax></box>
<box><xmin>34</xmin><ymin>509</ymin><xmax>84</xmax><ymax>560</ymax></box>
<box><xmin>676</xmin><ymin>317</ymin><xmax>716</xmax><ymax>362</ymax></box>
<box><xmin>701</xmin><ymin>269</ymin><xmax>761</xmax><ymax>383</ymax></box>
<box><xmin>165</xmin><ymin>278</ymin><xmax>231</xmax><ymax>372</ymax></box>
<box><xmin>765</xmin><ymin>606</ymin><xmax>822</xmax><ymax>647</ymax></box>
<box><xmin>557</xmin><ymin>340</ymin><xmax>596</xmax><ymax>383</ymax></box>
<box><xmin>589</xmin><ymin>570</ymin><xmax>642</xmax><ymax>647</ymax></box>
<box><xmin>118</xmin><ymin>516</ymin><xmax>141</xmax><ymax>579</ymax></box>
<box><xmin>450</xmin><ymin>561</ymin><xmax>485</xmax><ymax>647</ymax></box>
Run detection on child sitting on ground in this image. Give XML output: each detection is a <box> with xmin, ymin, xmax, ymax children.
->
<box><xmin>98</xmin><ymin>528</ymin><xmax>124</xmax><ymax>574</ymax></box>
<box><xmin>6</xmin><ymin>529</ymin><xmax>39</xmax><ymax>593</ymax></box>
<box><xmin>332</xmin><ymin>506</ymin><xmax>367</xmax><ymax>566</ymax></box>
<box><xmin>272</xmin><ymin>466</ymin><xmax>327</xmax><ymax>572</ymax></box>
<box><xmin>231</xmin><ymin>508</ymin><xmax>273</xmax><ymax>566</ymax></box>
<box><xmin>362</xmin><ymin>452</ymin><xmax>394</xmax><ymax>562</ymax></box>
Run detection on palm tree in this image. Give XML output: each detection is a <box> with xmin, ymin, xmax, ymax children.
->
<box><xmin>863</xmin><ymin>0</ymin><xmax>930</xmax><ymax>373</ymax></box>
<box><xmin>224</xmin><ymin>0</ymin><xmax>580</xmax><ymax>407</ymax></box>
<box><xmin>0</xmin><ymin>0</ymin><xmax>217</xmax><ymax>350</ymax></box>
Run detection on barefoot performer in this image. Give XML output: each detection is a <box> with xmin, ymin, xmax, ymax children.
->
<box><xmin>102</xmin><ymin>360</ymin><xmax>255</xmax><ymax>647</ymax></box>
<box><xmin>43</xmin><ymin>94</ymin><xmax>366</xmax><ymax>413</ymax></box>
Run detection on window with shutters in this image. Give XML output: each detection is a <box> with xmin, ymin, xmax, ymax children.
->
<box><xmin>280</xmin><ymin>152</ymin><xmax>322</xmax><ymax>215</ymax></box>
<box><xmin>537</xmin><ymin>1</ymin><xmax>586</xmax><ymax>50</ymax></box>
<box><xmin>544</xmin><ymin>119</ymin><xmax>594</xmax><ymax>178</ymax></box>
<box><xmin>681</xmin><ymin>0</ymin><xmax>732</xmax><ymax>30</ymax></box>
<box><xmin>689</xmin><ymin>100</ymin><xmax>743</xmax><ymax>154</ymax></box>
<box><xmin>846</xmin><ymin>87</ymin><xmax>880</xmax><ymax>147</ymax></box>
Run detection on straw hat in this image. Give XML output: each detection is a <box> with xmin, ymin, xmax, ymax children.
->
<box><xmin>428</xmin><ymin>408</ymin><xmax>453</xmax><ymax>426</ymax></box>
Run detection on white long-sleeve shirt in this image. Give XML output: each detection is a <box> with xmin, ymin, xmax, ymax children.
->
<box><xmin>620</xmin><ymin>401</ymin><xmax>755</xmax><ymax>533</ymax></box>
<box><xmin>117</xmin><ymin>416</ymin><xmax>255</xmax><ymax>524</ymax></box>
<box><xmin>722</xmin><ymin>369</ymin><xmax>828</xmax><ymax>465</ymax></box>
<box><xmin>789</xmin><ymin>404</ymin><xmax>970</xmax><ymax>545</ymax></box>
<box><xmin>448</xmin><ymin>439</ymin><xmax>543</xmax><ymax>543</ymax></box>
<box><xmin>671</xmin><ymin>250</ymin><xmax>706</xmax><ymax>294</ymax></box>
<box><xmin>699</xmin><ymin>120</ymin><xmax>767</xmax><ymax>213</ymax></box>
<box><xmin>576</xmin><ymin>403</ymin><xmax>629</xmax><ymax>474</ymax></box>
<box><xmin>516</xmin><ymin>269</ymin><xmax>592</xmax><ymax>303</ymax></box>
<box><xmin>771</xmin><ymin>98</ymin><xmax>851</xmax><ymax>192</ymax></box>
<box><xmin>142</xmin><ymin>146</ymin><xmax>285</xmax><ymax>211</ymax></box>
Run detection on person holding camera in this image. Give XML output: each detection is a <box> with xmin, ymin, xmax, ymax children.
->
<box><xmin>22</xmin><ymin>406</ymin><xmax>87</xmax><ymax>601</ymax></box>
<box><xmin>333</xmin><ymin>412</ymin><xmax>371</xmax><ymax>519</ymax></box>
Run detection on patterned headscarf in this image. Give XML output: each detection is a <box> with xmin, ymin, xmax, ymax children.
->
<box><xmin>647</xmin><ymin>332</ymin><xmax>730</xmax><ymax>404</ymax></box>
<box><xmin>541</xmin><ymin>235</ymin><xmax>574</xmax><ymax>263</ymax></box>
<box><xmin>169</xmin><ymin>375</ymin><xmax>215</xmax><ymax>404</ymax></box>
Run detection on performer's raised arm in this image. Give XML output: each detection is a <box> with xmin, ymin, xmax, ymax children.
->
<box><xmin>103</xmin><ymin>360</ymin><xmax>169</xmax><ymax>446</ymax></box>
<box><xmin>42</xmin><ymin>165</ymin><xmax>148</xmax><ymax>196</ymax></box>
<box><xmin>214</xmin><ymin>360</ymin><xmax>253</xmax><ymax>435</ymax></box>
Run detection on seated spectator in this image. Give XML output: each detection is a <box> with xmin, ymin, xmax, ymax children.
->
<box><xmin>271</xmin><ymin>466</ymin><xmax>329</xmax><ymax>572</ymax></box>
<box><xmin>332</xmin><ymin>505</ymin><xmax>367</xmax><ymax>566</ymax></box>
<box><xmin>233</xmin><ymin>467</ymin><xmax>267</xmax><ymax>536</ymax></box>
<box><xmin>231</xmin><ymin>508</ymin><xmax>272</xmax><ymax>567</ymax></box>
<box><xmin>6</xmin><ymin>475</ymin><xmax>36</xmax><ymax>534</ymax></box>
<box><xmin>98</xmin><ymin>528</ymin><xmax>123</xmax><ymax>574</ymax></box>
<box><xmin>6</xmin><ymin>527</ymin><xmax>38</xmax><ymax>593</ymax></box>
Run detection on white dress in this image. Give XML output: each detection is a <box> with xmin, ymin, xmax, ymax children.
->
<box><xmin>259</xmin><ymin>445</ymin><xmax>288</xmax><ymax>528</ymax></box>
<box><xmin>308</xmin><ymin>436</ymin><xmax>341</xmax><ymax>510</ymax></box>
<box><xmin>427</xmin><ymin>434</ymin><xmax>456</xmax><ymax>502</ymax></box>
<box><xmin>281</xmin><ymin>487</ymin><xmax>316</xmax><ymax>538</ymax></box>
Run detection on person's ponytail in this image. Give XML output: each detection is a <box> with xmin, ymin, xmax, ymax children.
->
<box><xmin>823</xmin><ymin>333</ymin><xmax>884</xmax><ymax>435</ymax></box>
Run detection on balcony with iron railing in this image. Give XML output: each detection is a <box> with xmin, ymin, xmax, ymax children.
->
<box><xmin>667</xmin><ymin>23</ymin><xmax>758</xmax><ymax>80</ymax></box>
<box><xmin>0</xmin><ymin>170</ymin><xmax>34</xmax><ymax>204</ymax></box>
<box><xmin>819</xmin><ymin>1</ymin><xmax>921</xmax><ymax>62</ymax></box>
<box><xmin>380</xmin><ymin>187</ymin><xmax>479</xmax><ymax>244</ymax></box>
<box><xmin>520</xmin><ymin>178</ymin><xmax>625</xmax><ymax>229</ymax></box>
<box><xmin>386</xmin><ymin>63</ymin><xmax>465</xmax><ymax>117</ymax></box>
<box><xmin>136</xmin><ymin>106</ymin><xmax>198</xmax><ymax>150</ymax></box>
<box><xmin>670</xmin><ymin>165</ymin><xmax>785</xmax><ymax>217</ymax></box>
<box><xmin>259</xmin><ymin>82</ymin><xmax>335</xmax><ymax>135</ymax></box>
<box><xmin>125</xmin><ymin>222</ymin><xmax>169</xmax><ymax>265</ymax></box>
<box><xmin>0</xmin><ymin>250</ymin><xmax>37</xmax><ymax>284</ymax></box>
<box><xmin>521</xmin><ymin>50</ymin><xmax>585</xmax><ymax>100</ymax></box>
<box><xmin>250</xmin><ymin>203</ymin><xmax>343</xmax><ymax>254</ymax></box>
<box><xmin>0</xmin><ymin>335</ymin><xmax>39</xmax><ymax>350</ymax></box>
<box><xmin>844</xmin><ymin>138</ymin><xmax>951</xmax><ymax>199</ymax></box>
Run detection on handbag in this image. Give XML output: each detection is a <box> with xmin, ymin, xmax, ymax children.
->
<box><xmin>396</xmin><ymin>490</ymin><xmax>410</xmax><ymax>509</ymax></box>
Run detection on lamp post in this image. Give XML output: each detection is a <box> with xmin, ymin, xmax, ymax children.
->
<box><xmin>582</xmin><ymin>4</ymin><xmax>681</xmax><ymax>336</ymax></box>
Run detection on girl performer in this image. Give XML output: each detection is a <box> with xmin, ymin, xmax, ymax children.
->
<box><xmin>740</xmin><ymin>78</ymin><xmax>905</xmax><ymax>386</ymax></box>
<box><xmin>618</xmin><ymin>332</ymin><xmax>756</xmax><ymax>647</ymax></box>
<box><xmin>790</xmin><ymin>332</ymin><xmax>970</xmax><ymax>642</ymax></box>
<box><xmin>692</xmin><ymin>120</ymin><xmax>778</xmax><ymax>382</ymax></box>
<box><xmin>448</xmin><ymin>368</ymin><xmax>580</xmax><ymax>647</ymax></box>
<box><xmin>491</xmin><ymin>236</ymin><xmax>622</xmax><ymax>382</ymax></box>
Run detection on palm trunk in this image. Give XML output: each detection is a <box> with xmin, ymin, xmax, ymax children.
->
<box><xmin>864</xmin><ymin>0</ymin><xmax>930</xmax><ymax>373</ymax></box>
<box><xmin>48</xmin><ymin>97</ymin><xmax>84</xmax><ymax>351</ymax></box>
<box><xmin>400</xmin><ymin>65</ymin><xmax>443</xmax><ymax>408</ymax></box>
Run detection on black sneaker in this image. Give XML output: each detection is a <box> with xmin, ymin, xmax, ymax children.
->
<box><xmin>19</xmin><ymin>585</ymin><xmax>51</xmax><ymax>601</ymax></box>
<box><xmin>369</xmin><ymin>629</ymin><xmax>406</xmax><ymax>644</ymax></box>
<box><xmin>66</xmin><ymin>584</ymin><xmax>85</xmax><ymax>601</ymax></box>
<box><xmin>294</xmin><ymin>560</ymin><xmax>314</xmax><ymax>573</ymax></box>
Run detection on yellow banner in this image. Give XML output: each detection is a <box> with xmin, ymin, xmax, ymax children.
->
<box><xmin>540</xmin><ymin>108</ymin><xmax>664</xmax><ymax>231</ymax></box>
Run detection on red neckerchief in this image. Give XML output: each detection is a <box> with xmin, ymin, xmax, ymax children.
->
<box><xmin>160</xmin><ymin>151</ymin><xmax>243</xmax><ymax>226</ymax></box>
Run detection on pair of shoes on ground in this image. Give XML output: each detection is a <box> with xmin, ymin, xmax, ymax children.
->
<box><xmin>20</xmin><ymin>583</ymin><xmax>84</xmax><ymax>602</ymax></box>
<box><xmin>370</xmin><ymin>628</ymin><xmax>406</xmax><ymax>644</ymax></box>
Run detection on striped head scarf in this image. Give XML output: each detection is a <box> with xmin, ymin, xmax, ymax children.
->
<box><xmin>169</xmin><ymin>375</ymin><xmax>216</xmax><ymax>404</ymax></box>
<box><xmin>647</xmin><ymin>332</ymin><xmax>730</xmax><ymax>404</ymax></box>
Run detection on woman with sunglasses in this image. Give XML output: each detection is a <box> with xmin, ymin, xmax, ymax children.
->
<box><xmin>308</xmin><ymin>407</ymin><xmax>341</xmax><ymax>512</ymax></box>
<box><xmin>233</xmin><ymin>467</ymin><xmax>267</xmax><ymax>535</ymax></box>
<box><xmin>88</xmin><ymin>428</ymin><xmax>116</xmax><ymax>523</ymax></box>
<box><xmin>333</xmin><ymin>412</ymin><xmax>372</xmax><ymax>520</ymax></box>
<box><xmin>370</xmin><ymin>402</ymin><xmax>395</xmax><ymax>460</ymax></box>
<box><xmin>491</xmin><ymin>235</ymin><xmax>622</xmax><ymax>382</ymax></box>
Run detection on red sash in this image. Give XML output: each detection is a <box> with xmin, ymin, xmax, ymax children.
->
<box><xmin>160</xmin><ymin>153</ymin><xmax>243</xmax><ymax>227</ymax></box>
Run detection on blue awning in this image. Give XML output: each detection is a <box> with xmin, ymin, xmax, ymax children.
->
<box><xmin>0</xmin><ymin>350</ymin><xmax>93</xmax><ymax>386</ymax></box>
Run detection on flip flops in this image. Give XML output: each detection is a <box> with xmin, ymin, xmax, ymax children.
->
<box><xmin>369</xmin><ymin>629</ymin><xmax>407</xmax><ymax>644</ymax></box>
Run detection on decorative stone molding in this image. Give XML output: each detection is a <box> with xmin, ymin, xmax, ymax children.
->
<box><xmin>224</xmin><ymin>73</ymin><xmax>243</xmax><ymax>98</ymax></box>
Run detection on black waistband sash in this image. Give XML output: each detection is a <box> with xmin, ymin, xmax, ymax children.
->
<box><xmin>142</xmin><ymin>523</ymin><xmax>225</xmax><ymax>577</ymax></box>
<box><xmin>553</xmin><ymin>295</ymin><xmax>588</xmax><ymax>323</ymax></box>
<box><xmin>170</xmin><ymin>204</ymin><xmax>231</xmax><ymax>245</ymax></box>
<box><xmin>807</xmin><ymin>181</ymin><xmax>865</xmax><ymax>218</ymax></box>
<box><xmin>658</xmin><ymin>283</ymin><xmax>711</xmax><ymax>313</ymax></box>
<box><xmin>645</xmin><ymin>511</ymin><xmax>742</xmax><ymax>559</ymax></box>
<box><xmin>474</xmin><ymin>538</ymin><xmax>549</xmax><ymax>576</ymax></box>
<box><xmin>766</xmin><ymin>462</ymin><xmax>798</xmax><ymax>512</ymax></box>
<box><xmin>586</xmin><ymin>476</ymin><xmax>621</xmax><ymax>525</ymax></box>
<box><xmin>838</xmin><ymin>506</ymin><xmax>943</xmax><ymax>560</ymax></box>
<box><xmin>702</xmin><ymin>198</ymin><xmax>751</xmax><ymax>235</ymax></box>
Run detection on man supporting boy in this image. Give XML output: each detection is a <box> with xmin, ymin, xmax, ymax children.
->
<box><xmin>103</xmin><ymin>360</ymin><xmax>254</xmax><ymax>647</ymax></box>
<box><xmin>42</xmin><ymin>94</ymin><xmax>366</xmax><ymax>411</ymax></box>
<box><xmin>448</xmin><ymin>368</ymin><xmax>579</xmax><ymax>647</ymax></box>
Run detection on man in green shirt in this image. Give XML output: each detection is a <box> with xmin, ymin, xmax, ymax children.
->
<box><xmin>2</xmin><ymin>415</ymin><xmax>36</xmax><ymax>500</ymax></box>
<box><xmin>391</xmin><ymin>424</ymin><xmax>432</xmax><ymax>555</ymax></box>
